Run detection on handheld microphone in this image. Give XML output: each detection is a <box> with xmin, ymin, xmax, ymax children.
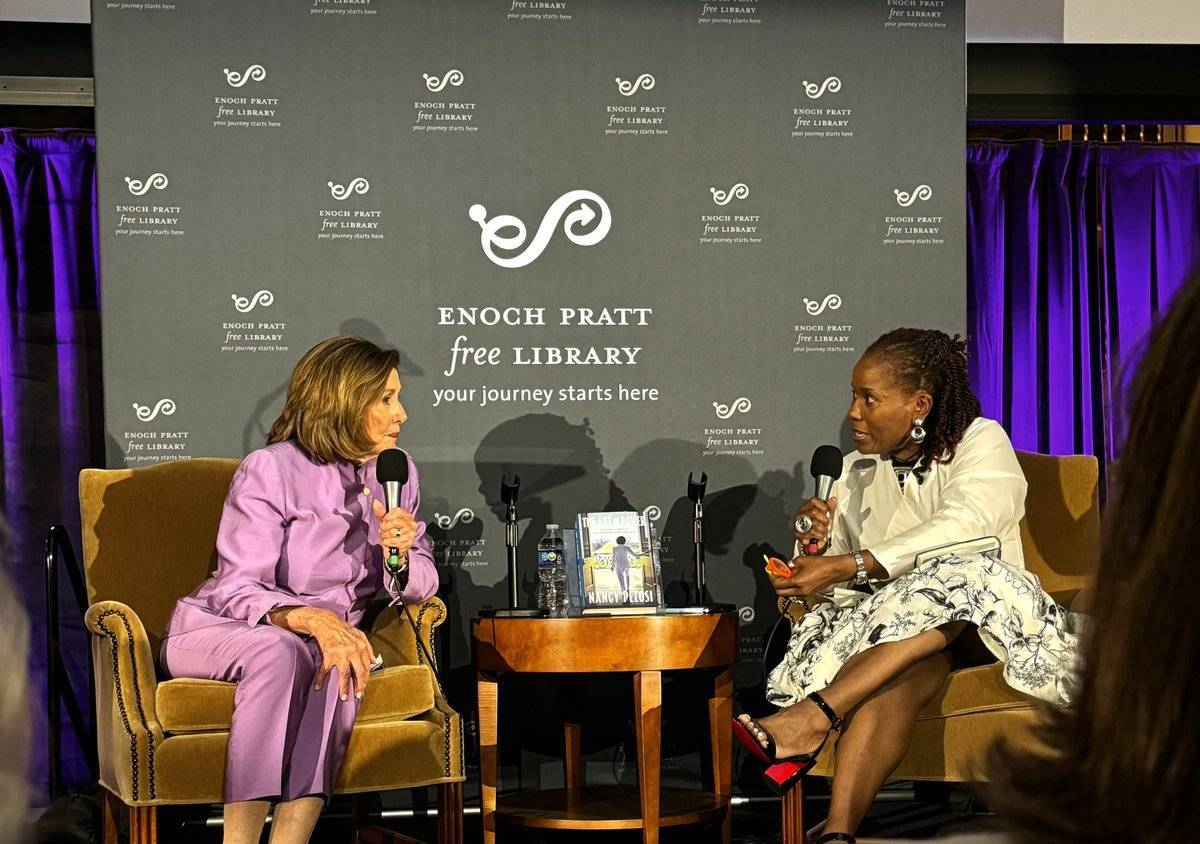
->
<box><xmin>376</xmin><ymin>448</ymin><xmax>410</xmax><ymax>575</ymax></box>
<box><xmin>806</xmin><ymin>445</ymin><xmax>844</xmax><ymax>554</ymax></box>
<box><xmin>376</xmin><ymin>448</ymin><xmax>441</xmax><ymax>682</ymax></box>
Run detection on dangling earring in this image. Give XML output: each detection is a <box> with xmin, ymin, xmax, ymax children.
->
<box><xmin>910</xmin><ymin>416</ymin><xmax>926</xmax><ymax>443</ymax></box>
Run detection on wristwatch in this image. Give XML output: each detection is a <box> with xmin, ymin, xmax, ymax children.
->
<box><xmin>850</xmin><ymin>550</ymin><xmax>868</xmax><ymax>586</ymax></box>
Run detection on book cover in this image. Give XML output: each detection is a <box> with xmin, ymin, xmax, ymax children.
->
<box><xmin>574</xmin><ymin>511</ymin><xmax>661</xmax><ymax>612</ymax></box>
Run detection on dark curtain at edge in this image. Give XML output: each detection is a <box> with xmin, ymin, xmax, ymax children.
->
<box><xmin>0</xmin><ymin>128</ymin><xmax>103</xmax><ymax>803</ymax></box>
<box><xmin>967</xmin><ymin>140</ymin><xmax>1200</xmax><ymax>489</ymax></box>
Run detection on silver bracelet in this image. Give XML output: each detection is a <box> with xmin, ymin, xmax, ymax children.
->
<box><xmin>850</xmin><ymin>550</ymin><xmax>868</xmax><ymax>585</ymax></box>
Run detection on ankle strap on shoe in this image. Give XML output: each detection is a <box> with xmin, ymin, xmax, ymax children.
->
<box><xmin>816</xmin><ymin>833</ymin><xmax>856</xmax><ymax>843</ymax></box>
<box><xmin>807</xmin><ymin>691</ymin><xmax>844</xmax><ymax>732</ymax></box>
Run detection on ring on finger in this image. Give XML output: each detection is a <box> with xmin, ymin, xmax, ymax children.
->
<box><xmin>795</xmin><ymin>514</ymin><xmax>813</xmax><ymax>534</ymax></box>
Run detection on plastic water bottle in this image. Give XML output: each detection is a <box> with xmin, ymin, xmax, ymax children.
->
<box><xmin>536</xmin><ymin>524</ymin><xmax>568</xmax><ymax>616</ymax></box>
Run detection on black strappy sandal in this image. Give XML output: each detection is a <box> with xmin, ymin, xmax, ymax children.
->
<box><xmin>816</xmin><ymin>833</ymin><xmax>856</xmax><ymax>843</ymax></box>
<box><xmin>732</xmin><ymin>690</ymin><xmax>843</xmax><ymax>793</ymax></box>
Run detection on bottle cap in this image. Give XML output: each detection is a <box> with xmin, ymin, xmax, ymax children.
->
<box><xmin>546</xmin><ymin>524</ymin><xmax>559</xmax><ymax>529</ymax></box>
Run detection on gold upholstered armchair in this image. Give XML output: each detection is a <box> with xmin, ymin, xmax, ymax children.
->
<box><xmin>777</xmin><ymin>451</ymin><xmax>1100</xmax><ymax>841</ymax></box>
<box><xmin>79</xmin><ymin>458</ymin><xmax>465</xmax><ymax>844</ymax></box>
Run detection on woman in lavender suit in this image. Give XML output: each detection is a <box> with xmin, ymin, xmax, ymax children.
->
<box><xmin>159</xmin><ymin>337</ymin><xmax>438</xmax><ymax>844</ymax></box>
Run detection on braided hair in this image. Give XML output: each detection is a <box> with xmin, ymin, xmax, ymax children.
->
<box><xmin>863</xmin><ymin>328</ymin><xmax>981</xmax><ymax>481</ymax></box>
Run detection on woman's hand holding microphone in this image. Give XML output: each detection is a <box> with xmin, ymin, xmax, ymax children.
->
<box><xmin>768</xmin><ymin>496</ymin><xmax>847</xmax><ymax>599</ymax></box>
<box><xmin>793</xmin><ymin>495</ymin><xmax>837</xmax><ymax>553</ymax></box>
<box><xmin>371</xmin><ymin>499</ymin><xmax>417</xmax><ymax>559</ymax></box>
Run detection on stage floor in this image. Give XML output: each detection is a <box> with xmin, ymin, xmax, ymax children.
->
<box><xmin>135</xmin><ymin>782</ymin><xmax>1010</xmax><ymax>843</ymax></box>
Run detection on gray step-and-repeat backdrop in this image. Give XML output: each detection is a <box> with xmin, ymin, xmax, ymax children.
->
<box><xmin>94</xmin><ymin>0</ymin><xmax>963</xmax><ymax>787</ymax></box>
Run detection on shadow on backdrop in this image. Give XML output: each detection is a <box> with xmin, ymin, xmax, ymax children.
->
<box><xmin>614</xmin><ymin>440</ymin><xmax>806</xmax><ymax>784</ymax></box>
<box><xmin>471</xmin><ymin>414</ymin><xmax>634</xmax><ymax>785</ymax></box>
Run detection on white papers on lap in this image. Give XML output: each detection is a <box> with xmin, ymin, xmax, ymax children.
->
<box><xmin>913</xmin><ymin>535</ymin><xmax>1001</xmax><ymax>567</ymax></box>
<box><xmin>829</xmin><ymin>587</ymin><xmax>870</xmax><ymax>609</ymax></box>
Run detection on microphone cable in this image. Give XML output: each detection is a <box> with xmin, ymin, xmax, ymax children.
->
<box><xmin>387</xmin><ymin>570</ymin><xmax>444</xmax><ymax>695</ymax></box>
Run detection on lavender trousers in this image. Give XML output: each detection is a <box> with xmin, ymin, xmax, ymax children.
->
<box><xmin>160</xmin><ymin>620</ymin><xmax>361</xmax><ymax>803</ymax></box>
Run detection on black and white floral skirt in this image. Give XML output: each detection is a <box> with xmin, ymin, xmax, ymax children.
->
<box><xmin>766</xmin><ymin>553</ymin><xmax>1083</xmax><ymax>707</ymax></box>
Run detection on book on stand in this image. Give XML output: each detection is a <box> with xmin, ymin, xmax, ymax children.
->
<box><xmin>572</xmin><ymin>511</ymin><xmax>663</xmax><ymax>615</ymax></box>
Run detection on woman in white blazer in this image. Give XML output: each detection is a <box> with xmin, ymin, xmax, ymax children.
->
<box><xmin>734</xmin><ymin>328</ymin><xmax>1079</xmax><ymax>844</ymax></box>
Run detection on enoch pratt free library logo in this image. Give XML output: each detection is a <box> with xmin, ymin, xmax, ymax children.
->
<box><xmin>894</xmin><ymin>185</ymin><xmax>933</xmax><ymax>207</ymax></box>
<box><xmin>710</xmin><ymin>183</ymin><xmax>749</xmax><ymax>206</ymax></box>
<box><xmin>712</xmin><ymin>398</ymin><xmax>752</xmax><ymax>420</ymax></box>
<box><xmin>615</xmin><ymin>73</ymin><xmax>655</xmax><ymax>96</ymax></box>
<box><xmin>804</xmin><ymin>293</ymin><xmax>843</xmax><ymax>316</ymax></box>
<box><xmin>803</xmin><ymin>76</ymin><xmax>842</xmax><ymax>99</ymax></box>
<box><xmin>423</xmin><ymin>69</ymin><xmax>464</xmax><ymax>92</ymax></box>
<box><xmin>328</xmin><ymin>178</ymin><xmax>370</xmax><ymax>200</ymax></box>
<box><xmin>231</xmin><ymin>290</ymin><xmax>274</xmax><ymax>313</ymax></box>
<box><xmin>132</xmin><ymin>398</ymin><xmax>176</xmax><ymax>422</ymax></box>
<box><xmin>223</xmin><ymin>64</ymin><xmax>266</xmax><ymax>87</ymax></box>
<box><xmin>468</xmin><ymin>190</ymin><xmax>611</xmax><ymax>268</ymax></box>
<box><xmin>124</xmin><ymin>173</ymin><xmax>168</xmax><ymax>195</ymax></box>
<box><xmin>433</xmin><ymin>508</ymin><xmax>476</xmax><ymax>530</ymax></box>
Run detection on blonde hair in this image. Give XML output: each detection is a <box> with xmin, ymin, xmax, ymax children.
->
<box><xmin>267</xmin><ymin>336</ymin><xmax>399</xmax><ymax>464</ymax></box>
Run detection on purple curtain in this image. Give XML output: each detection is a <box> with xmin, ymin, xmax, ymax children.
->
<box><xmin>0</xmin><ymin>129</ymin><xmax>103</xmax><ymax>802</ymax></box>
<box><xmin>967</xmin><ymin>140</ymin><xmax>1200</xmax><ymax>484</ymax></box>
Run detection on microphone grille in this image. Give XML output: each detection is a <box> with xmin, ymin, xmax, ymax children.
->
<box><xmin>377</xmin><ymin>448</ymin><xmax>410</xmax><ymax>485</ymax></box>
<box><xmin>810</xmin><ymin>445</ymin><xmax>844</xmax><ymax>480</ymax></box>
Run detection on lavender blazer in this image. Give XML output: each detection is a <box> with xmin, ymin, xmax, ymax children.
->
<box><xmin>163</xmin><ymin>440</ymin><xmax>439</xmax><ymax>638</ymax></box>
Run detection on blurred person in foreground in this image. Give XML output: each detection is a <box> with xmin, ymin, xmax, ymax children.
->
<box><xmin>0</xmin><ymin>515</ymin><xmax>30</xmax><ymax>844</ymax></box>
<box><xmin>982</xmin><ymin>271</ymin><xmax>1200</xmax><ymax>843</ymax></box>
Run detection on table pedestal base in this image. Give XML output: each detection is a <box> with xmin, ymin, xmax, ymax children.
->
<box><xmin>494</xmin><ymin>786</ymin><xmax>729</xmax><ymax>831</ymax></box>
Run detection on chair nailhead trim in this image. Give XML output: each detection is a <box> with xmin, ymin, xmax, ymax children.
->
<box><xmin>97</xmin><ymin>609</ymin><xmax>157</xmax><ymax>800</ymax></box>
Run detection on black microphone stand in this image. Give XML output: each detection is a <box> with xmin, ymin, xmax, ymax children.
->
<box><xmin>484</xmin><ymin>474</ymin><xmax>544</xmax><ymax>617</ymax></box>
<box><xmin>679</xmin><ymin>472</ymin><xmax>734</xmax><ymax>614</ymax></box>
<box><xmin>688</xmin><ymin>471</ymin><xmax>708</xmax><ymax>605</ymax></box>
<box><xmin>502</xmin><ymin>474</ymin><xmax>521</xmax><ymax>608</ymax></box>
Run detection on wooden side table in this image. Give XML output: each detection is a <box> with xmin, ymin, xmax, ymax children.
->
<box><xmin>472</xmin><ymin>612</ymin><xmax>737</xmax><ymax>844</ymax></box>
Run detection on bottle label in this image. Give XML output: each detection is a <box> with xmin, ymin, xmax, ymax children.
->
<box><xmin>537</xmin><ymin>550</ymin><xmax>558</xmax><ymax>569</ymax></box>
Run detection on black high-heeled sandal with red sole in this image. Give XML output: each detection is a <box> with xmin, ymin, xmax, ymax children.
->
<box><xmin>732</xmin><ymin>690</ymin><xmax>843</xmax><ymax>794</ymax></box>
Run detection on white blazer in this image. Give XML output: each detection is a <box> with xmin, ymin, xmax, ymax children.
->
<box><xmin>811</xmin><ymin>417</ymin><xmax>1027</xmax><ymax>586</ymax></box>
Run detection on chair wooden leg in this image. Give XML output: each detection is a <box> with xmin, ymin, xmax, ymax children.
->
<box><xmin>438</xmin><ymin>781</ymin><xmax>464</xmax><ymax>844</ymax></box>
<box><xmin>478</xmin><ymin>672</ymin><xmax>498</xmax><ymax>844</ymax></box>
<box><xmin>356</xmin><ymin>788</ymin><xmax>446</xmax><ymax>844</ymax></box>
<box><xmin>351</xmin><ymin>794</ymin><xmax>369</xmax><ymax>844</ymax></box>
<box><xmin>782</xmin><ymin>782</ymin><xmax>805</xmax><ymax>844</ymax></box>
<box><xmin>129</xmin><ymin>805</ymin><xmax>157</xmax><ymax>844</ymax></box>
<box><xmin>354</xmin><ymin>793</ymin><xmax>420</xmax><ymax>844</ymax></box>
<box><xmin>101</xmin><ymin>789</ymin><xmax>120</xmax><ymax>844</ymax></box>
